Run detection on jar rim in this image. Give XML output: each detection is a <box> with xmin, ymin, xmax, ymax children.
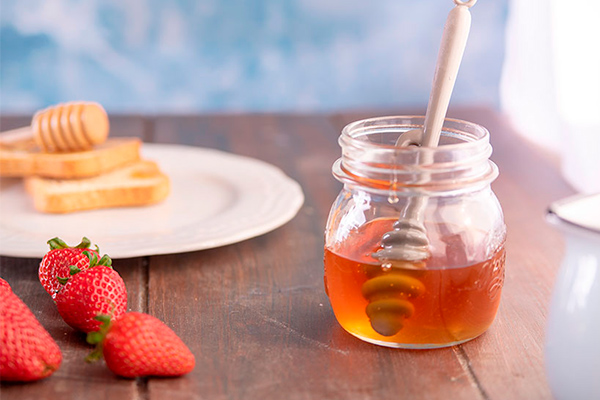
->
<box><xmin>335</xmin><ymin>115</ymin><xmax>498</xmax><ymax>195</ymax></box>
<box><xmin>341</xmin><ymin>115</ymin><xmax>490</xmax><ymax>152</ymax></box>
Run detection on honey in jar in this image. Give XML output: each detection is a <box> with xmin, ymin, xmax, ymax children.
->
<box><xmin>325</xmin><ymin>218</ymin><xmax>505</xmax><ymax>348</ymax></box>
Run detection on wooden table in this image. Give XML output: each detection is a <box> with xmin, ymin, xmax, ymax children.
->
<box><xmin>0</xmin><ymin>108</ymin><xmax>575</xmax><ymax>399</ymax></box>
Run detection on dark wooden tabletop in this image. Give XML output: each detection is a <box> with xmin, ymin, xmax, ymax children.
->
<box><xmin>0</xmin><ymin>108</ymin><xmax>575</xmax><ymax>400</ymax></box>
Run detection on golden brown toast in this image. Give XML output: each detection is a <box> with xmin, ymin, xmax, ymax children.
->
<box><xmin>24</xmin><ymin>159</ymin><xmax>170</xmax><ymax>214</ymax></box>
<box><xmin>0</xmin><ymin>137</ymin><xmax>142</xmax><ymax>179</ymax></box>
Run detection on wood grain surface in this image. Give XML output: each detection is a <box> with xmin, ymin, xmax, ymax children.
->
<box><xmin>0</xmin><ymin>108</ymin><xmax>575</xmax><ymax>400</ymax></box>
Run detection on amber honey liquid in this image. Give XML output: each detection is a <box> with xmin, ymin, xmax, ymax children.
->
<box><xmin>324</xmin><ymin>218</ymin><xmax>505</xmax><ymax>348</ymax></box>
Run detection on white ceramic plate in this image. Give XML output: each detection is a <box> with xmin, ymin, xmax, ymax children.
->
<box><xmin>0</xmin><ymin>144</ymin><xmax>304</xmax><ymax>258</ymax></box>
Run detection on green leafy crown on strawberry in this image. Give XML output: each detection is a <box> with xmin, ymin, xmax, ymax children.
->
<box><xmin>47</xmin><ymin>236</ymin><xmax>95</xmax><ymax>251</ymax></box>
<box><xmin>56</xmin><ymin>250</ymin><xmax>112</xmax><ymax>285</ymax></box>
<box><xmin>85</xmin><ymin>314</ymin><xmax>112</xmax><ymax>362</ymax></box>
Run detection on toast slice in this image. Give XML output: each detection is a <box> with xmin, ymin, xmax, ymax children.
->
<box><xmin>25</xmin><ymin>160</ymin><xmax>170</xmax><ymax>213</ymax></box>
<box><xmin>0</xmin><ymin>137</ymin><xmax>141</xmax><ymax>179</ymax></box>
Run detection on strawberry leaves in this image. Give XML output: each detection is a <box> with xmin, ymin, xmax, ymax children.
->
<box><xmin>85</xmin><ymin>315</ymin><xmax>112</xmax><ymax>363</ymax></box>
<box><xmin>56</xmin><ymin>251</ymin><xmax>112</xmax><ymax>286</ymax></box>
<box><xmin>47</xmin><ymin>236</ymin><xmax>94</xmax><ymax>251</ymax></box>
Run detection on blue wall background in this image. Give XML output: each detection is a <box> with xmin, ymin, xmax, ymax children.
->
<box><xmin>0</xmin><ymin>0</ymin><xmax>507</xmax><ymax>113</ymax></box>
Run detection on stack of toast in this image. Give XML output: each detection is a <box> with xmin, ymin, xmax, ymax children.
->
<box><xmin>0</xmin><ymin>110</ymin><xmax>170</xmax><ymax>214</ymax></box>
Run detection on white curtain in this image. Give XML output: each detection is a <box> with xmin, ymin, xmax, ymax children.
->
<box><xmin>501</xmin><ymin>0</ymin><xmax>600</xmax><ymax>193</ymax></box>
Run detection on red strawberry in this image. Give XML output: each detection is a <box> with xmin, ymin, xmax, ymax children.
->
<box><xmin>0</xmin><ymin>277</ymin><xmax>11</xmax><ymax>292</ymax></box>
<box><xmin>55</xmin><ymin>262</ymin><xmax>127</xmax><ymax>333</ymax></box>
<box><xmin>0</xmin><ymin>278</ymin><xmax>62</xmax><ymax>381</ymax></box>
<box><xmin>39</xmin><ymin>237</ymin><xmax>102</xmax><ymax>299</ymax></box>
<box><xmin>87</xmin><ymin>312</ymin><xmax>195</xmax><ymax>378</ymax></box>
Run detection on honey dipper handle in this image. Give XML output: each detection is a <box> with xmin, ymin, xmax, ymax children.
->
<box><xmin>373</xmin><ymin>1</ymin><xmax>477</xmax><ymax>264</ymax></box>
<box><xmin>421</xmin><ymin>1</ymin><xmax>474</xmax><ymax>147</ymax></box>
<box><xmin>0</xmin><ymin>126</ymin><xmax>33</xmax><ymax>146</ymax></box>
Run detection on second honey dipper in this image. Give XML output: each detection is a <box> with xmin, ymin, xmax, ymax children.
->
<box><xmin>0</xmin><ymin>102</ymin><xmax>109</xmax><ymax>152</ymax></box>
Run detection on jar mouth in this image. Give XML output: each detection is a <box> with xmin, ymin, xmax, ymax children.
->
<box><xmin>340</xmin><ymin>115</ymin><xmax>490</xmax><ymax>150</ymax></box>
<box><xmin>334</xmin><ymin>115</ymin><xmax>498</xmax><ymax>195</ymax></box>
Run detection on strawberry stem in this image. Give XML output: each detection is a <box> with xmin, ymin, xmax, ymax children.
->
<box><xmin>98</xmin><ymin>254</ymin><xmax>112</xmax><ymax>267</ymax></box>
<box><xmin>86</xmin><ymin>331</ymin><xmax>104</xmax><ymax>345</ymax></box>
<box><xmin>82</xmin><ymin>250</ymin><xmax>113</xmax><ymax>269</ymax></box>
<box><xmin>85</xmin><ymin>347</ymin><xmax>104</xmax><ymax>363</ymax></box>
<box><xmin>85</xmin><ymin>314</ymin><xmax>112</xmax><ymax>363</ymax></box>
<box><xmin>47</xmin><ymin>237</ymin><xmax>69</xmax><ymax>250</ymax></box>
<box><xmin>95</xmin><ymin>314</ymin><xmax>112</xmax><ymax>325</ymax></box>
<box><xmin>75</xmin><ymin>237</ymin><xmax>92</xmax><ymax>249</ymax></box>
<box><xmin>48</xmin><ymin>236</ymin><xmax>94</xmax><ymax>251</ymax></box>
<box><xmin>57</xmin><ymin>276</ymin><xmax>69</xmax><ymax>285</ymax></box>
<box><xmin>83</xmin><ymin>250</ymin><xmax>98</xmax><ymax>267</ymax></box>
<box><xmin>69</xmin><ymin>265</ymin><xmax>81</xmax><ymax>275</ymax></box>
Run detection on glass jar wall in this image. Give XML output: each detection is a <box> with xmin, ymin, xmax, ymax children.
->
<box><xmin>324</xmin><ymin>116</ymin><xmax>506</xmax><ymax>349</ymax></box>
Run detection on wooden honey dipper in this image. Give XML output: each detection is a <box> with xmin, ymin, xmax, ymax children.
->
<box><xmin>362</xmin><ymin>265</ymin><xmax>426</xmax><ymax>336</ymax></box>
<box><xmin>0</xmin><ymin>102</ymin><xmax>109</xmax><ymax>152</ymax></box>
<box><xmin>366</xmin><ymin>0</ymin><xmax>477</xmax><ymax>336</ymax></box>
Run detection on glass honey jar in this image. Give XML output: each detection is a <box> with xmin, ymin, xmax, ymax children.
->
<box><xmin>324</xmin><ymin>116</ymin><xmax>506</xmax><ymax>349</ymax></box>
